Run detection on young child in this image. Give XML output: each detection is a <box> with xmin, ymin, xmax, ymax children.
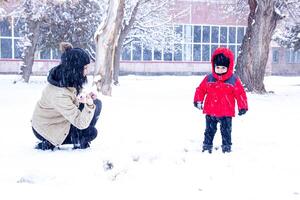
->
<box><xmin>193</xmin><ymin>47</ymin><xmax>248</xmax><ymax>153</ymax></box>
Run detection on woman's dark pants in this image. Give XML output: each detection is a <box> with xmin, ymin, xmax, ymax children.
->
<box><xmin>63</xmin><ymin>99</ymin><xmax>102</xmax><ymax>148</ymax></box>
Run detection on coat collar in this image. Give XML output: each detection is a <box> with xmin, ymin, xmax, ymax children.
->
<box><xmin>48</xmin><ymin>65</ymin><xmax>77</xmax><ymax>94</ymax></box>
<box><xmin>47</xmin><ymin>65</ymin><xmax>64</xmax><ymax>87</ymax></box>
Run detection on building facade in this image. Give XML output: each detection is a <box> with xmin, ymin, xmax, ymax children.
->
<box><xmin>1</xmin><ymin>0</ymin><xmax>299</xmax><ymax>75</ymax></box>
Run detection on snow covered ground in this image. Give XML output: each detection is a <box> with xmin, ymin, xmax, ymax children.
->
<box><xmin>0</xmin><ymin>74</ymin><xmax>300</xmax><ymax>200</ymax></box>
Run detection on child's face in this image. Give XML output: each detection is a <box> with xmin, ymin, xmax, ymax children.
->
<box><xmin>215</xmin><ymin>65</ymin><xmax>228</xmax><ymax>74</ymax></box>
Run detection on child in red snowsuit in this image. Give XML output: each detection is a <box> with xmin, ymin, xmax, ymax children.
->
<box><xmin>193</xmin><ymin>47</ymin><xmax>248</xmax><ymax>153</ymax></box>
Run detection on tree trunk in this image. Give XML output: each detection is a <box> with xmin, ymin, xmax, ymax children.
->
<box><xmin>112</xmin><ymin>1</ymin><xmax>140</xmax><ymax>85</ymax></box>
<box><xmin>93</xmin><ymin>0</ymin><xmax>125</xmax><ymax>96</ymax></box>
<box><xmin>236</xmin><ymin>0</ymin><xmax>282</xmax><ymax>93</ymax></box>
<box><xmin>20</xmin><ymin>21</ymin><xmax>40</xmax><ymax>83</ymax></box>
<box><xmin>113</xmin><ymin>38</ymin><xmax>122</xmax><ymax>85</ymax></box>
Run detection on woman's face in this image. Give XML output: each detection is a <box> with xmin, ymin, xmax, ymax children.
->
<box><xmin>83</xmin><ymin>64</ymin><xmax>89</xmax><ymax>77</ymax></box>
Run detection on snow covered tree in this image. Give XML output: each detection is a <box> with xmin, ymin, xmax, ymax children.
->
<box><xmin>275</xmin><ymin>23</ymin><xmax>300</xmax><ymax>51</ymax></box>
<box><xmin>113</xmin><ymin>0</ymin><xmax>181</xmax><ymax>85</ymax></box>
<box><xmin>223</xmin><ymin>0</ymin><xmax>300</xmax><ymax>93</ymax></box>
<box><xmin>233</xmin><ymin>0</ymin><xmax>286</xmax><ymax>94</ymax></box>
<box><xmin>16</xmin><ymin>0</ymin><xmax>47</xmax><ymax>83</ymax></box>
<box><xmin>39</xmin><ymin>0</ymin><xmax>104</xmax><ymax>60</ymax></box>
<box><xmin>0</xmin><ymin>0</ymin><xmax>8</xmax><ymax>6</ymax></box>
<box><xmin>273</xmin><ymin>2</ymin><xmax>300</xmax><ymax>51</ymax></box>
<box><xmin>11</xmin><ymin>0</ymin><xmax>103</xmax><ymax>83</ymax></box>
<box><xmin>94</xmin><ymin>0</ymin><xmax>182</xmax><ymax>95</ymax></box>
<box><xmin>94</xmin><ymin>0</ymin><xmax>125</xmax><ymax>96</ymax></box>
<box><xmin>0</xmin><ymin>2</ymin><xmax>7</xmax><ymax>18</ymax></box>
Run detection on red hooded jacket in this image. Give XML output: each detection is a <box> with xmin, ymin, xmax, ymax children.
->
<box><xmin>194</xmin><ymin>47</ymin><xmax>248</xmax><ymax>117</ymax></box>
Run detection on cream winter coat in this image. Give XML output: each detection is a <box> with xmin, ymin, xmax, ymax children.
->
<box><xmin>32</xmin><ymin>84</ymin><xmax>95</xmax><ymax>146</ymax></box>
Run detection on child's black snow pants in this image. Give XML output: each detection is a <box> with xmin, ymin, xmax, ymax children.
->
<box><xmin>203</xmin><ymin>115</ymin><xmax>232</xmax><ymax>149</ymax></box>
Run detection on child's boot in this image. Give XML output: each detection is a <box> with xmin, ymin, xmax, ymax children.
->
<box><xmin>202</xmin><ymin>144</ymin><xmax>213</xmax><ymax>153</ymax></box>
<box><xmin>221</xmin><ymin>145</ymin><xmax>231</xmax><ymax>153</ymax></box>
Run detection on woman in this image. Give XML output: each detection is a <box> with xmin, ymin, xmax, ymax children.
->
<box><xmin>31</xmin><ymin>42</ymin><xmax>102</xmax><ymax>150</ymax></box>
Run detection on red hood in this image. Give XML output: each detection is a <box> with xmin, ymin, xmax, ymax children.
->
<box><xmin>211</xmin><ymin>47</ymin><xmax>234</xmax><ymax>81</ymax></box>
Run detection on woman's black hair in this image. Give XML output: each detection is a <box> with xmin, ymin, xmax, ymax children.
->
<box><xmin>48</xmin><ymin>42</ymin><xmax>90</xmax><ymax>95</ymax></box>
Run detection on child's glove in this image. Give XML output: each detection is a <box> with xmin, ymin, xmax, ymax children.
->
<box><xmin>193</xmin><ymin>101</ymin><xmax>203</xmax><ymax>110</ymax></box>
<box><xmin>238</xmin><ymin>109</ymin><xmax>247</xmax><ymax>116</ymax></box>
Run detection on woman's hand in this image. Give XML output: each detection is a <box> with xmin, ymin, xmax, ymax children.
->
<box><xmin>77</xmin><ymin>93</ymin><xmax>87</xmax><ymax>104</ymax></box>
<box><xmin>89</xmin><ymin>92</ymin><xmax>97</xmax><ymax>100</ymax></box>
<box><xmin>86</xmin><ymin>94</ymin><xmax>94</xmax><ymax>106</ymax></box>
<box><xmin>78</xmin><ymin>92</ymin><xmax>96</xmax><ymax>106</ymax></box>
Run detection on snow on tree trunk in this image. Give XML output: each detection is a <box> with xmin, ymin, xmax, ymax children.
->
<box><xmin>236</xmin><ymin>0</ymin><xmax>282</xmax><ymax>94</ymax></box>
<box><xmin>20</xmin><ymin>21</ymin><xmax>40</xmax><ymax>83</ymax></box>
<box><xmin>113</xmin><ymin>40</ymin><xmax>121</xmax><ymax>85</ymax></box>
<box><xmin>94</xmin><ymin>0</ymin><xmax>125</xmax><ymax>96</ymax></box>
<box><xmin>112</xmin><ymin>1</ymin><xmax>139</xmax><ymax>85</ymax></box>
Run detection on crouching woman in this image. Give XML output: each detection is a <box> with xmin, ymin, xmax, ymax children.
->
<box><xmin>31</xmin><ymin>42</ymin><xmax>101</xmax><ymax>150</ymax></box>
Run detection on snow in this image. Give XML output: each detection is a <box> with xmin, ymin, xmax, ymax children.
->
<box><xmin>1</xmin><ymin>74</ymin><xmax>300</xmax><ymax>200</ymax></box>
<box><xmin>0</xmin><ymin>8</ymin><xmax>6</xmax><ymax>17</ymax></box>
<box><xmin>274</xmin><ymin>5</ymin><xmax>285</xmax><ymax>18</ymax></box>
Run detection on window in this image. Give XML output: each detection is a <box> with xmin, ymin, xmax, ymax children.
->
<box><xmin>52</xmin><ymin>48</ymin><xmax>61</xmax><ymax>59</ymax></box>
<box><xmin>184</xmin><ymin>25</ymin><xmax>192</xmax><ymax>43</ymax></box>
<box><xmin>272</xmin><ymin>49</ymin><xmax>279</xmax><ymax>64</ymax></box>
<box><xmin>194</xmin><ymin>26</ymin><xmax>201</xmax><ymax>43</ymax></box>
<box><xmin>229</xmin><ymin>27</ymin><xmax>236</xmax><ymax>44</ymax></box>
<box><xmin>175</xmin><ymin>25</ymin><xmax>183</xmax><ymax>38</ymax></box>
<box><xmin>14</xmin><ymin>39</ymin><xmax>22</xmax><ymax>59</ymax></box>
<box><xmin>132</xmin><ymin>42</ymin><xmax>141</xmax><ymax>61</ymax></box>
<box><xmin>202</xmin><ymin>26</ymin><xmax>210</xmax><ymax>43</ymax></box>
<box><xmin>220</xmin><ymin>27</ymin><xmax>227</xmax><ymax>43</ymax></box>
<box><xmin>229</xmin><ymin>45</ymin><xmax>236</xmax><ymax>60</ymax></box>
<box><xmin>291</xmin><ymin>50</ymin><xmax>297</xmax><ymax>63</ymax></box>
<box><xmin>202</xmin><ymin>44</ymin><xmax>210</xmax><ymax>61</ymax></box>
<box><xmin>0</xmin><ymin>18</ymin><xmax>12</xmax><ymax>37</ymax></box>
<box><xmin>14</xmin><ymin>18</ymin><xmax>24</xmax><ymax>37</ymax></box>
<box><xmin>1</xmin><ymin>39</ymin><xmax>12</xmax><ymax>58</ymax></box>
<box><xmin>237</xmin><ymin>45</ymin><xmax>242</xmax><ymax>56</ymax></box>
<box><xmin>163</xmin><ymin>46</ymin><xmax>173</xmax><ymax>61</ymax></box>
<box><xmin>211</xmin><ymin>45</ymin><xmax>218</xmax><ymax>56</ymax></box>
<box><xmin>114</xmin><ymin>24</ymin><xmax>246</xmax><ymax>64</ymax></box>
<box><xmin>174</xmin><ymin>44</ymin><xmax>182</xmax><ymax>61</ymax></box>
<box><xmin>297</xmin><ymin>51</ymin><xmax>300</xmax><ymax>63</ymax></box>
<box><xmin>122</xmin><ymin>44</ymin><xmax>131</xmax><ymax>61</ymax></box>
<box><xmin>40</xmin><ymin>49</ymin><xmax>51</xmax><ymax>59</ymax></box>
<box><xmin>183</xmin><ymin>44</ymin><xmax>192</xmax><ymax>61</ymax></box>
<box><xmin>193</xmin><ymin>44</ymin><xmax>201</xmax><ymax>61</ymax></box>
<box><xmin>285</xmin><ymin>49</ymin><xmax>291</xmax><ymax>63</ymax></box>
<box><xmin>154</xmin><ymin>48</ymin><xmax>162</xmax><ymax>60</ymax></box>
<box><xmin>237</xmin><ymin>27</ymin><xmax>245</xmax><ymax>44</ymax></box>
<box><xmin>211</xmin><ymin>26</ymin><xmax>219</xmax><ymax>43</ymax></box>
<box><xmin>143</xmin><ymin>45</ymin><xmax>152</xmax><ymax>61</ymax></box>
<box><xmin>286</xmin><ymin>49</ymin><xmax>300</xmax><ymax>64</ymax></box>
